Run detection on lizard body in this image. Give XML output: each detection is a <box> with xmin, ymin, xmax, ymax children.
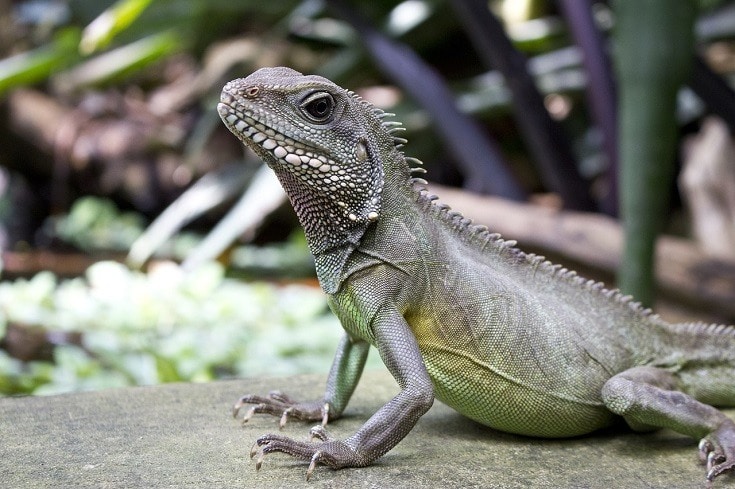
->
<box><xmin>218</xmin><ymin>67</ymin><xmax>735</xmax><ymax>482</ymax></box>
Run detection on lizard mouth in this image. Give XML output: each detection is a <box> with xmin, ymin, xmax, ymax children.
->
<box><xmin>217</xmin><ymin>100</ymin><xmax>341</xmax><ymax>176</ymax></box>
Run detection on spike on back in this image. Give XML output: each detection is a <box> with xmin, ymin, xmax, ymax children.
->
<box><xmin>410</xmin><ymin>180</ymin><xmax>671</xmax><ymax>323</ymax></box>
<box><xmin>220</xmin><ymin>68</ymin><xmax>728</xmax><ymax>328</ymax></box>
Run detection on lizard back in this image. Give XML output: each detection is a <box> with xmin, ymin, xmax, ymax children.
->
<box><xmin>218</xmin><ymin>66</ymin><xmax>735</xmax><ymax>438</ymax></box>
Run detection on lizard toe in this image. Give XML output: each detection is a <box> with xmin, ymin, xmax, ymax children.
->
<box><xmin>250</xmin><ymin>432</ymin><xmax>363</xmax><ymax>477</ymax></box>
<box><xmin>309</xmin><ymin>424</ymin><xmax>333</xmax><ymax>442</ymax></box>
<box><xmin>232</xmin><ymin>391</ymin><xmax>328</xmax><ymax>426</ymax></box>
<box><xmin>254</xmin><ymin>433</ymin><xmax>320</xmax><ymax>462</ymax></box>
<box><xmin>701</xmin><ymin>419</ymin><xmax>735</xmax><ymax>482</ymax></box>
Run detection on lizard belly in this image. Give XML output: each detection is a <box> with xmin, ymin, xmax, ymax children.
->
<box><xmin>421</xmin><ymin>344</ymin><xmax>615</xmax><ymax>438</ymax></box>
<box><xmin>405</xmin><ymin>263</ymin><xmax>619</xmax><ymax>438</ymax></box>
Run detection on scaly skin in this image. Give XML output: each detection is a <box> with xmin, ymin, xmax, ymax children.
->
<box><xmin>218</xmin><ymin>67</ymin><xmax>735</xmax><ymax>482</ymax></box>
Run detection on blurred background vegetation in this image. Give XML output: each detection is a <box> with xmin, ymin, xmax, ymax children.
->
<box><xmin>1</xmin><ymin>0</ymin><xmax>734</xmax><ymax>396</ymax></box>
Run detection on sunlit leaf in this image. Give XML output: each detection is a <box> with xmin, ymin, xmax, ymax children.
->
<box><xmin>80</xmin><ymin>0</ymin><xmax>156</xmax><ymax>54</ymax></box>
<box><xmin>54</xmin><ymin>29</ymin><xmax>183</xmax><ymax>91</ymax></box>
<box><xmin>0</xmin><ymin>28</ymin><xmax>81</xmax><ymax>96</ymax></box>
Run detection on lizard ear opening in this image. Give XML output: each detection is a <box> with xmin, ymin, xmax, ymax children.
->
<box><xmin>353</xmin><ymin>136</ymin><xmax>383</xmax><ymax>223</ymax></box>
<box><xmin>356</xmin><ymin>138</ymin><xmax>368</xmax><ymax>162</ymax></box>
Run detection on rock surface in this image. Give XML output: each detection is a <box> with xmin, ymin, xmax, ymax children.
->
<box><xmin>1</xmin><ymin>370</ymin><xmax>732</xmax><ymax>488</ymax></box>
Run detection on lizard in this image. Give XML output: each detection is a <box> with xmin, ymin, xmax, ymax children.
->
<box><xmin>217</xmin><ymin>66</ymin><xmax>735</xmax><ymax>483</ymax></box>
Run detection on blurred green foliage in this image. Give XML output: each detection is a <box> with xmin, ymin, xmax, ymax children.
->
<box><xmin>0</xmin><ymin>28</ymin><xmax>82</xmax><ymax>94</ymax></box>
<box><xmin>0</xmin><ymin>0</ymin><xmax>299</xmax><ymax>94</ymax></box>
<box><xmin>1</xmin><ymin>0</ymin><xmax>734</xmax><ymax>396</ymax></box>
<box><xmin>1</xmin><ymin>192</ymin><xmax>324</xmax><ymax>396</ymax></box>
<box><xmin>50</xmin><ymin>196</ymin><xmax>146</xmax><ymax>252</ymax></box>
<box><xmin>0</xmin><ymin>260</ymin><xmax>372</xmax><ymax>396</ymax></box>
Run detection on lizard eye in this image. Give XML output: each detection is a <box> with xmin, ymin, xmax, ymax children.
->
<box><xmin>301</xmin><ymin>92</ymin><xmax>335</xmax><ymax>123</ymax></box>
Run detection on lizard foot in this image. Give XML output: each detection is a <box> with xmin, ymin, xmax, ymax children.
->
<box><xmin>698</xmin><ymin>419</ymin><xmax>735</xmax><ymax>482</ymax></box>
<box><xmin>250</xmin><ymin>425</ymin><xmax>359</xmax><ymax>480</ymax></box>
<box><xmin>233</xmin><ymin>391</ymin><xmax>329</xmax><ymax>428</ymax></box>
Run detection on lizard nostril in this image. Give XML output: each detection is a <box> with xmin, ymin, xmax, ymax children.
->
<box><xmin>246</xmin><ymin>86</ymin><xmax>260</xmax><ymax>97</ymax></box>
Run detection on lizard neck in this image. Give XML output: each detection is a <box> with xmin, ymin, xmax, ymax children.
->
<box><xmin>271</xmin><ymin>167</ymin><xmax>370</xmax><ymax>293</ymax></box>
<box><xmin>307</xmin><ymin>147</ymin><xmax>414</xmax><ymax>294</ymax></box>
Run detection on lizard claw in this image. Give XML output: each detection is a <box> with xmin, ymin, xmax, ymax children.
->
<box><xmin>249</xmin><ymin>441</ymin><xmax>266</xmax><ymax>471</ymax></box>
<box><xmin>698</xmin><ymin>419</ymin><xmax>735</xmax><ymax>482</ymax></box>
<box><xmin>232</xmin><ymin>391</ymin><xmax>330</xmax><ymax>427</ymax></box>
<box><xmin>309</xmin><ymin>424</ymin><xmax>332</xmax><ymax>442</ymax></box>
<box><xmin>254</xmin><ymin>451</ymin><xmax>265</xmax><ymax>470</ymax></box>
<box><xmin>232</xmin><ymin>395</ymin><xmax>271</xmax><ymax>419</ymax></box>
<box><xmin>237</xmin><ymin>405</ymin><xmax>261</xmax><ymax>424</ymax></box>
<box><xmin>279</xmin><ymin>407</ymin><xmax>294</xmax><ymax>429</ymax></box>
<box><xmin>306</xmin><ymin>451</ymin><xmax>322</xmax><ymax>481</ymax></box>
<box><xmin>320</xmin><ymin>403</ymin><xmax>330</xmax><ymax>427</ymax></box>
<box><xmin>699</xmin><ymin>438</ymin><xmax>714</xmax><ymax>464</ymax></box>
<box><xmin>247</xmin><ymin>430</ymin><xmax>357</xmax><ymax>479</ymax></box>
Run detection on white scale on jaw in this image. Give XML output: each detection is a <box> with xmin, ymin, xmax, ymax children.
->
<box><xmin>224</xmin><ymin>109</ymin><xmax>379</xmax><ymax>223</ymax></box>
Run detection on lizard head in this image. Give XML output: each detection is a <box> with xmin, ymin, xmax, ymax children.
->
<box><xmin>218</xmin><ymin>67</ymin><xmax>398</xmax><ymax>251</ymax></box>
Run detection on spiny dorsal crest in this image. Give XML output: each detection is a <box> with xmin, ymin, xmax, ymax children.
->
<box><xmin>412</xmin><ymin>185</ymin><xmax>668</xmax><ymax>322</ymax></box>
<box><xmin>220</xmin><ymin>69</ymin><xmax>728</xmax><ymax>323</ymax></box>
<box><xmin>677</xmin><ymin>321</ymin><xmax>735</xmax><ymax>337</ymax></box>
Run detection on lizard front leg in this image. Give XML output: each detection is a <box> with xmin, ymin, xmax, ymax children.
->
<box><xmin>601</xmin><ymin>366</ymin><xmax>735</xmax><ymax>482</ymax></box>
<box><xmin>233</xmin><ymin>333</ymin><xmax>369</xmax><ymax>427</ymax></box>
<box><xmin>251</xmin><ymin>307</ymin><xmax>435</xmax><ymax>478</ymax></box>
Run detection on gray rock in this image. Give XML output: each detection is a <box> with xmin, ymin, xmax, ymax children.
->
<box><xmin>1</xmin><ymin>370</ymin><xmax>730</xmax><ymax>488</ymax></box>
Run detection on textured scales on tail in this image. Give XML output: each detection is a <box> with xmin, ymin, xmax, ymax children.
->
<box><xmin>219</xmin><ymin>67</ymin><xmax>735</xmax><ymax>483</ymax></box>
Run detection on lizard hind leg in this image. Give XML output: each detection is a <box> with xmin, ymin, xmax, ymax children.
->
<box><xmin>601</xmin><ymin>366</ymin><xmax>735</xmax><ymax>482</ymax></box>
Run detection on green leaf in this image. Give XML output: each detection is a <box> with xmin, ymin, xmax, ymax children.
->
<box><xmin>0</xmin><ymin>28</ymin><xmax>81</xmax><ymax>96</ymax></box>
<box><xmin>154</xmin><ymin>354</ymin><xmax>183</xmax><ymax>383</ymax></box>
<box><xmin>53</xmin><ymin>29</ymin><xmax>184</xmax><ymax>91</ymax></box>
<box><xmin>80</xmin><ymin>0</ymin><xmax>156</xmax><ymax>54</ymax></box>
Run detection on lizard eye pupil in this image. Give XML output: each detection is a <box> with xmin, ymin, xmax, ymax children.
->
<box><xmin>302</xmin><ymin>92</ymin><xmax>335</xmax><ymax>122</ymax></box>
